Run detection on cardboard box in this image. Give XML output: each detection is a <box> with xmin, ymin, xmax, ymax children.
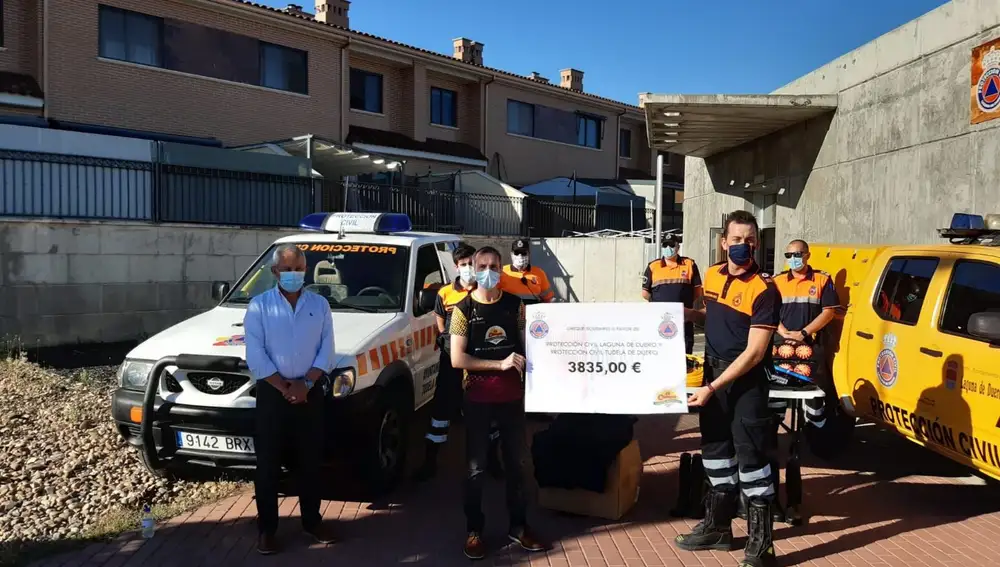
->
<box><xmin>538</xmin><ymin>440</ymin><xmax>642</xmax><ymax>521</ymax></box>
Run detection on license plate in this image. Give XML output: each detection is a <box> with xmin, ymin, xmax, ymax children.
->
<box><xmin>175</xmin><ymin>431</ymin><xmax>255</xmax><ymax>454</ymax></box>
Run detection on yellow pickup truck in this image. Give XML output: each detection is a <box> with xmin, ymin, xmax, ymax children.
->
<box><xmin>807</xmin><ymin>213</ymin><xmax>1000</xmax><ymax>481</ymax></box>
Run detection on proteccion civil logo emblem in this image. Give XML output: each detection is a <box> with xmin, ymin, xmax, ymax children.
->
<box><xmin>529</xmin><ymin>312</ymin><xmax>549</xmax><ymax>339</ymax></box>
<box><xmin>876</xmin><ymin>333</ymin><xmax>900</xmax><ymax>388</ymax></box>
<box><xmin>977</xmin><ymin>47</ymin><xmax>1000</xmax><ymax>113</ymax></box>
<box><xmin>658</xmin><ymin>313</ymin><xmax>679</xmax><ymax>340</ymax></box>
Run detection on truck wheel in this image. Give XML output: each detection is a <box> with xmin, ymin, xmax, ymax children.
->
<box><xmin>138</xmin><ymin>449</ymin><xmax>173</xmax><ymax>480</ymax></box>
<box><xmin>362</xmin><ymin>385</ymin><xmax>411</xmax><ymax>494</ymax></box>
<box><xmin>804</xmin><ymin>401</ymin><xmax>856</xmax><ymax>460</ymax></box>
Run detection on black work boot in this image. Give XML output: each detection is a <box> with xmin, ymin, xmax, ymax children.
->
<box><xmin>739</xmin><ymin>498</ymin><xmax>777</xmax><ymax>567</ymax></box>
<box><xmin>737</xmin><ymin>492</ymin><xmax>749</xmax><ymax>520</ymax></box>
<box><xmin>674</xmin><ymin>489</ymin><xmax>735</xmax><ymax>552</ymax></box>
<box><xmin>412</xmin><ymin>441</ymin><xmax>440</xmax><ymax>482</ymax></box>
<box><xmin>689</xmin><ymin>455</ymin><xmax>706</xmax><ymax>520</ymax></box>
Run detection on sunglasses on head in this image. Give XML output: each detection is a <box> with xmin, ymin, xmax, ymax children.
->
<box><xmin>784</xmin><ymin>251</ymin><xmax>806</xmax><ymax>259</ymax></box>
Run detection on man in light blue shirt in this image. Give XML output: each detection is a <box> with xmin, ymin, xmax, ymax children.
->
<box><xmin>244</xmin><ymin>244</ymin><xmax>336</xmax><ymax>555</ymax></box>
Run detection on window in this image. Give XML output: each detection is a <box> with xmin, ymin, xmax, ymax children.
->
<box><xmin>940</xmin><ymin>260</ymin><xmax>1000</xmax><ymax>340</ymax></box>
<box><xmin>430</xmin><ymin>87</ymin><xmax>457</xmax><ymax>127</ymax></box>
<box><xmin>873</xmin><ymin>257</ymin><xmax>939</xmax><ymax>325</ymax></box>
<box><xmin>260</xmin><ymin>42</ymin><xmax>308</xmax><ymax>94</ymax></box>
<box><xmin>507</xmin><ymin>99</ymin><xmax>605</xmax><ymax>148</ymax></box>
<box><xmin>577</xmin><ymin>115</ymin><xmax>601</xmax><ymax>149</ymax></box>
<box><xmin>227</xmin><ymin>243</ymin><xmax>411</xmax><ymax>312</ymax></box>
<box><xmin>98</xmin><ymin>5</ymin><xmax>163</xmax><ymax>67</ymax></box>
<box><xmin>619</xmin><ymin>129</ymin><xmax>632</xmax><ymax>158</ymax></box>
<box><xmin>414</xmin><ymin>244</ymin><xmax>445</xmax><ymax>315</ymax></box>
<box><xmin>350</xmin><ymin>68</ymin><xmax>383</xmax><ymax>113</ymax></box>
<box><xmin>507</xmin><ymin>100</ymin><xmax>534</xmax><ymax>136</ymax></box>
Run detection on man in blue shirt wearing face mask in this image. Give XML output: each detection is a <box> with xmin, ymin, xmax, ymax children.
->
<box><xmin>244</xmin><ymin>244</ymin><xmax>337</xmax><ymax>555</ymax></box>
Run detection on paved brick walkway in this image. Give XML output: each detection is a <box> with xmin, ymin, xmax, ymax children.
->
<box><xmin>30</xmin><ymin>414</ymin><xmax>1000</xmax><ymax>567</ymax></box>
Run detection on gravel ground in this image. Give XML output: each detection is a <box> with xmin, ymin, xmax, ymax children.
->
<box><xmin>0</xmin><ymin>354</ymin><xmax>246</xmax><ymax>563</ymax></box>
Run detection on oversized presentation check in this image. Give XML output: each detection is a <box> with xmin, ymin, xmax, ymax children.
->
<box><xmin>524</xmin><ymin>302</ymin><xmax>688</xmax><ymax>414</ymax></box>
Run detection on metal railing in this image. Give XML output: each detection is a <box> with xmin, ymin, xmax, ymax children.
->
<box><xmin>1</xmin><ymin>149</ymin><xmax>680</xmax><ymax>236</ymax></box>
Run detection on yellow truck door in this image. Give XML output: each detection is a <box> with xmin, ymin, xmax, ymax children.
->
<box><xmin>923</xmin><ymin>253</ymin><xmax>1000</xmax><ymax>480</ymax></box>
<box><xmin>846</xmin><ymin>252</ymin><xmax>944</xmax><ymax>440</ymax></box>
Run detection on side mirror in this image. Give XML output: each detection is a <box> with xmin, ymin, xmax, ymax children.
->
<box><xmin>968</xmin><ymin>312</ymin><xmax>1000</xmax><ymax>342</ymax></box>
<box><xmin>417</xmin><ymin>284</ymin><xmax>442</xmax><ymax>315</ymax></box>
<box><xmin>212</xmin><ymin>281</ymin><xmax>231</xmax><ymax>302</ymax></box>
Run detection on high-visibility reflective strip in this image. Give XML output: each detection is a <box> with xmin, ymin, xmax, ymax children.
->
<box><xmin>369</xmin><ymin>348</ymin><xmax>381</xmax><ymax>371</ymax></box>
<box><xmin>742</xmin><ymin>485</ymin><xmax>775</xmax><ymax>498</ymax></box>
<box><xmin>389</xmin><ymin>341</ymin><xmax>399</xmax><ymax>362</ymax></box>
<box><xmin>431</xmin><ymin>419</ymin><xmax>450</xmax><ymax>428</ymax></box>
<box><xmin>781</xmin><ymin>296</ymin><xmax>822</xmax><ymax>305</ymax></box>
<box><xmin>652</xmin><ymin>278</ymin><xmax>691</xmax><ymax>286</ymax></box>
<box><xmin>708</xmin><ymin>473</ymin><xmax>739</xmax><ymax>486</ymax></box>
<box><xmin>489</xmin><ymin>430</ymin><xmax>500</xmax><ymax>441</ymax></box>
<box><xmin>703</xmin><ymin>457</ymin><xmax>738</xmax><ymax>470</ymax></box>
<box><xmin>810</xmin><ymin>419</ymin><xmax>827</xmax><ymax>428</ymax></box>
<box><xmin>425</xmin><ymin>433</ymin><xmax>448</xmax><ymax>443</ymax></box>
<box><xmin>805</xmin><ymin>404</ymin><xmax>825</xmax><ymax>416</ymax></box>
<box><xmin>739</xmin><ymin>464</ymin><xmax>772</xmax><ymax>483</ymax></box>
<box><xmin>356</xmin><ymin>354</ymin><xmax>369</xmax><ymax>376</ymax></box>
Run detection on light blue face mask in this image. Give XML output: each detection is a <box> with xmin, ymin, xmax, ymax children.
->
<box><xmin>662</xmin><ymin>246</ymin><xmax>676</xmax><ymax>259</ymax></box>
<box><xmin>787</xmin><ymin>256</ymin><xmax>805</xmax><ymax>271</ymax></box>
<box><xmin>475</xmin><ymin>269</ymin><xmax>500</xmax><ymax>290</ymax></box>
<box><xmin>457</xmin><ymin>265</ymin><xmax>475</xmax><ymax>284</ymax></box>
<box><xmin>277</xmin><ymin>270</ymin><xmax>305</xmax><ymax>293</ymax></box>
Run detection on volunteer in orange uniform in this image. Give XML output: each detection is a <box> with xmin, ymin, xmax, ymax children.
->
<box><xmin>414</xmin><ymin>243</ymin><xmax>483</xmax><ymax>481</ymax></box>
<box><xmin>500</xmin><ymin>239</ymin><xmax>556</xmax><ymax>304</ymax></box>
<box><xmin>678</xmin><ymin>210</ymin><xmax>780</xmax><ymax>567</ymax></box>
<box><xmin>773</xmin><ymin>239</ymin><xmax>840</xmax><ymax>429</ymax></box>
<box><xmin>641</xmin><ymin>233</ymin><xmax>703</xmax><ymax>354</ymax></box>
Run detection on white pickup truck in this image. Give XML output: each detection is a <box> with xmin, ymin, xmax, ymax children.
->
<box><xmin>111</xmin><ymin>212</ymin><xmax>460</xmax><ymax>492</ymax></box>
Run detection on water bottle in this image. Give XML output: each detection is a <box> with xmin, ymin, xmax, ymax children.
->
<box><xmin>141</xmin><ymin>504</ymin><xmax>155</xmax><ymax>539</ymax></box>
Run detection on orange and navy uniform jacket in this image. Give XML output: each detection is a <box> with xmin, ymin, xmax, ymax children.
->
<box><xmin>772</xmin><ymin>267</ymin><xmax>840</xmax><ymax>334</ymax></box>
<box><xmin>434</xmin><ymin>278</ymin><xmax>474</xmax><ymax>353</ymax></box>
<box><xmin>703</xmin><ymin>262</ymin><xmax>780</xmax><ymax>365</ymax></box>
<box><xmin>499</xmin><ymin>265</ymin><xmax>554</xmax><ymax>304</ymax></box>
<box><xmin>642</xmin><ymin>256</ymin><xmax>702</xmax><ymax>308</ymax></box>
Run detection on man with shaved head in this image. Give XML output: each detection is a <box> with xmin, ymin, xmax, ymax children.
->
<box><xmin>244</xmin><ymin>243</ymin><xmax>337</xmax><ymax>555</ymax></box>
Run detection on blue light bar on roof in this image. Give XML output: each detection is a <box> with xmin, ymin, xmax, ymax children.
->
<box><xmin>950</xmin><ymin>213</ymin><xmax>985</xmax><ymax>230</ymax></box>
<box><xmin>298</xmin><ymin>212</ymin><xmax>413</xmax><ymax>234</ymax></box>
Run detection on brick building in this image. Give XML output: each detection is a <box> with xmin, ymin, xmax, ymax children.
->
<box><xmin>0</xmin><ymin>0</ymin><xmax>683</xmax><ymax>189</ymax></box>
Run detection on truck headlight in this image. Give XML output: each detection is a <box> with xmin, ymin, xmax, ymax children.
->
<box><xmin>329</xmin><ymin>368</ymin><xmax>356</xmax><ymax>398</ymax></box>
<box><xmin>119</xmin><ymin>360</ymin><xmax>154</xmax><ymax>391</ymax></box>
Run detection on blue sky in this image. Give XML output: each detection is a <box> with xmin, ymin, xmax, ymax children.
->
<box><xmin>262</xmin><ymin>0</ymin><xmax>948</xmax><ymax>103</ymax></box>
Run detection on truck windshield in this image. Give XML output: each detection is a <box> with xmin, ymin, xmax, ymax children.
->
<box><xmin>225</xmin><ymin>242</ymin><xmax>411</xmax><ymax>312</ymax></box>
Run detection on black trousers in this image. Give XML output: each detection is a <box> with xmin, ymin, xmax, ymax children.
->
<box><xmin>464</xmin><ymin>398</ymin><xmax>528</xmax><ymax>533</ymax></box>
<box><xmin>684</xmin><ymin>322</ymin><xmax>695</xmax><ymax>355</ymax></box>
<box><xmin>699</xmin><ymin>364</ymin><xmax>775</xmax><ymax>503</ymax></box>
<box><xmin>426</xmin><ymin>351</ymin><xmax>500</xmax><ymax>447</ymax></box>
<box><xmin>255</xmin><ymin>380</ymin><xmax>325</xmax><ymax>536</ymax></box>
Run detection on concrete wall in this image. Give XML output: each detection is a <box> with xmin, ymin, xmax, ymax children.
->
<box><xmin>0</xmin><ymin>221</ymin><xmax>647</xmax><ymax>347</ymax></box>
<box><xmin>0</xmin><ymin>219</ymin><xmax>293</xmax><ymax>347</ymax></box>
<box><xmin>682</xmin><ymin>0</ymin><xmax>1000</xmax><ymax>270</ymax></box>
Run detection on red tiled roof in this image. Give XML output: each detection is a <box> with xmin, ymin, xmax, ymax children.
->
<box><xmin>346</xmin><ymin>125</ymin><xmax>487</xmax><ymax>162</ymax></box>
<box><xmin>227</xmin><ymin>1</ymin><xmax>641</xmax><ymax>110</ymax></box>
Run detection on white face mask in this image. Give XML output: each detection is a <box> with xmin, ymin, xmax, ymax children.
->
<box><xmin>457</xmin><ymin>264</ymin><xmax>475</xmax><ymax>284</ymax></box>
<box><xmin>512</xmin><ymin>254</ymin><xmax>528</xmax><ymax>269</ymax></box>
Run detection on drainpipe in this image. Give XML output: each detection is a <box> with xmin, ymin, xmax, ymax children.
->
<box><xmin>340</xmin><ymin>38</ymin><xmax>350</xmax><ymax>141</ymax></box>
<box><xmin>615</xmin><ymin>108</ymin><xmax>626</xmax><ymax>180</ymax></box>
<box><xmin>42</xmin><ymin>0</ymin><xmax>50</xmax><ymax>119</ymax></box>
<box><xmin>654</xmin><ymin>153</ymin><xmax>664</xmax><ymax>249</ymax></box>
<box><xmin>306</xmin><ymin>134</ymin><xmax>320</xmax><ymax>211</ymax></box>
<box><xmin>481</xmin><ymin>75</ymin><xmax>495</xmax><ymax>173</ymax></box>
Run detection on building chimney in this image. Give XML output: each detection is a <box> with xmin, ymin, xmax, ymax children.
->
<box><xmin>560</xmin><ymin>68</ymin><xmax>584</xmax><ymax>91</ymax></box>
<box><xmin>315</xmin><ymin>0</ymin><xmax>350</xmax><ymax>28</ymax></box>
<box><xmin>528</xmin><ymin>72</ymin><xmax>550</xmax><ymax>84</ymax></box>
<box><xmin>452</xmin><ymin>38</ymin><xmax>484</xmax><ymax>66</ymax></box>
<box><xmin>284</xmin><ymin>4</ymin><xmax>306</xmax><ymax>17</ymax></box>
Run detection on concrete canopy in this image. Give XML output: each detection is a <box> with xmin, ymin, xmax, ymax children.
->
<box><xmin>639</xmin><ymin>94</ymin><xmax>838</xmax><ymax>158</ymax></box>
